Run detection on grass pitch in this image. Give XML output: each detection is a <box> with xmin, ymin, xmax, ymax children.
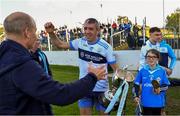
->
<box><xmin>50</xmin><ymin>65</ymin><xmax>180</xmax><ymax>115</ymax></box>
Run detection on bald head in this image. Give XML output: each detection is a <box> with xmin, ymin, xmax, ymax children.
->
<box><xmin>3</xmin><ymin>12</ymin><xmax>36</xmax><ymax>35</ymax></box>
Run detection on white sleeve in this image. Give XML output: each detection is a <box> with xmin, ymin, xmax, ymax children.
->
<box><xmin>139</xmin><ymin>46</ymin><xmax>146</xmax><ymax>70</ymax></box>
<box><xmin>106</xmin><ymin>45</ymin><xmax>116</xmax><ymax>64</ymax></box>
<box><xmin>69</xmin><ymin>39</ymin><xmax>80</xmax><ymax>50</ymax></box>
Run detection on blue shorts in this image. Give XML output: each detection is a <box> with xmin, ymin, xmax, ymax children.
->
<box><xmin>78</xmin><ymin>92</ymin><xmax>106</xmax><ymax>111</ymax></box>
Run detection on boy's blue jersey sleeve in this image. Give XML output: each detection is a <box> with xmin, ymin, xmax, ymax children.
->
<box><xmin>69</xmin><ymin>39</ymin><xmax>80</xmax><ymax>50</ymax></box>
<box><xmin>162</xmin><ymin>69</ymin><xmax>170</xmax><ymax>86</ymax></box>
<box><xmin>167</xmin><ymin>45</ymin><xmax>176</xmax><ymax>70</ymax></box>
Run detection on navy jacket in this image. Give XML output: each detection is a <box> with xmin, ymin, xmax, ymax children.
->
<box><xmin>0</xmin><ymin>39</ymin><xmax>97</xmax><ymax>115</ymax></box>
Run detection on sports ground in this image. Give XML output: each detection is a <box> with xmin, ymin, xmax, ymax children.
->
<box><xmin>50</xmin><ymin>65</ymin><xmax>180</xmax><ymax>115</ymax></box>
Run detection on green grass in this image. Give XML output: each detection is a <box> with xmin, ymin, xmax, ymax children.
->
<box><xmin>50</xmin><ymin>65</ymin><xmax>180</xmax><ymax>115</ymax></box>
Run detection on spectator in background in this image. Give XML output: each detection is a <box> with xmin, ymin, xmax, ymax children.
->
<box><xmin>127</xmin><ymin>32</ymin><xmax>136</xmax><ymax>50</ymax></box>
<box><xmin>103</xmin><ymin>27</ymin><xmax>108</xmax><ymax>41</ymax></box>
<box><xmin>39</xmin><ymin>30</ymin><xmax>48</xmax><ymax>44</ymax></box>
<box><xmin>107</xmin><ymin>23</ymin><xmax>112</xmax><ymax>36</ymax></box>
<box><xmin>118</xmin><ymin>21</ymin><xmax>124</xmax><ymax>32</ymax></box>
<box><xmin>133</xmin><ymin>23</ymin><xmax>140</xmax><ymax>48</ymax></box>
<box><xmin>69</xmin><ymin>29</ymin><xmax>75</xmax><ymax>41</ymax></box>
<box><xmin>112</xmin><ymin>21</ymin><xmax>117</xmax><ymax>33</ymax></box>
<box><xmin>123</xmin><ymin>21</ymin><xmax>131</xmax><ymax>38</ymax></box>
<box><xmin>0</xmin><ymin>11</ymin><xmax>107</xmax><ymax>115</ymax></box>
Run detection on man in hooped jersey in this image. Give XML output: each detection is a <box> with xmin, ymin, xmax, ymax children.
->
<box><xmin>44</xmin><ymin>18</ymin><xmax>118</xmax><ymax>115</ymax></box>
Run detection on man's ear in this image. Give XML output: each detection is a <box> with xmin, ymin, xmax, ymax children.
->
<box><xmin>97</xmin><ymin>27</ymin><xmax>100</xmax><ymax>33</ymax></box>
<box><xmin>24</xmin><ymin>27</ymin><xmax>31</xmax><ymax>39</ymax></box>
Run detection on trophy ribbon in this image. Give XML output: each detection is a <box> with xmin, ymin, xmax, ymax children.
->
<box><xmin>117</xmin><ymin>81</ymin><xmax>129</xmax><ymax>115</ymax></box>
<box><xmin>105</xmin><ymin>80</ymin><xmax>129</xmax><ymax>116</ymax></box>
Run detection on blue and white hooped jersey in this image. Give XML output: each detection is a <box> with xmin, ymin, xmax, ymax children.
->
<box><xmin>134</xmin><ymin>64</ymin><xmax>170</xmax><ymax>107</ymax></box>
<box><xmin>70</xmin><ymin>37</ymin><xmax>116</xmax><ymax>92</ymax></box>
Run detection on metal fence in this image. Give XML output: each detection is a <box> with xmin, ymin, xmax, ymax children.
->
<box><xmin>110</xmin><ymin>30</ymin><xmax>127</xmax><ymax>49</ymax></box>
<box><xmin>111</xmin><ymin>30</ymin><xmax>180</xmax><ymax>60</ymax></box>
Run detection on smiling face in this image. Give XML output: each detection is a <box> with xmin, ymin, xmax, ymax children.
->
<box><xmin>83</xmin><ymin>18</ymin><xmax>100</xmax><ymax>42</ymax></box>
<box><xmin>150</xmin><ymin>31</ymin><xmax>162</xmax><ymax>43</ymax></box>
<box><xmin>145</xmin><ymin>51</ymin><xmax>159</xmax><ymax>67</ymax></box>
<box><xmin>149</xmin><ymin>27</ymin><xmax>162</xmax><ymax>43</ymax></box>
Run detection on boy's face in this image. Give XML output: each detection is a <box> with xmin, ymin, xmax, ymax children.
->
<box><xmin>150</xmin><ymin>31</ymin><xmax>162</xmax><ymax>43</ymax></box>
<box><xmin>158</xmin><ymin>33</ymin><xmax>163</xmax><ymax>42</ymax></box>
<box><xmin>146</xmin><ymin>52</ymin><xmax>159</xmax><ymax>67</ymax></box>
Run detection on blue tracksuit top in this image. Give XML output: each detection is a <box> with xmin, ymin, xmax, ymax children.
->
<box><xmin>159</xmin><ymin>40</ymin><xmax>176</xmax><ymax>70</ymax></box>
<box><xmin>0</xmin><ymin>39</ymin><xmax>97</xmax><ymax>115</ymax></box>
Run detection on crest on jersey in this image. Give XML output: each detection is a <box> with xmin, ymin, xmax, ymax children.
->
<box><xmin>97</xmin><ymin>48</ymin><xmax>102</xmax><ymax>53</ymax></box>
<box><xmin>80</xmin><ymin>51</ymin><xmax>85</xmax><ymax>57</ymax></box>
<box><xmin>83</xmin><ymin>44</ymin><xmax>88</xmax><ymax>47</ymax></box>
<box><xmin>149</xmin><ymin>75</ymin><xmax>154</xmax><ymax>81</ymax></box>
<box><xmin>90</xmin><ymin>47</ymin><xmax>93</xmax><ymax>51</ymax></box>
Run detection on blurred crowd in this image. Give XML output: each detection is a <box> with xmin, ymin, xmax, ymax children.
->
<box><xmin>38</xmin><ymin>18</ymin><xmax>147</xmax><ymax>50</ymax></box>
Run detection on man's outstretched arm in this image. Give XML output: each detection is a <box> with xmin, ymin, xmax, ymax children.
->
<box><xmin>44</xmin><ymin>22</ymin><xmax>70</xmax><ymax>49</ymax></box>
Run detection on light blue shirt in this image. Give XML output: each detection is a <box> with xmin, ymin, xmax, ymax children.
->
<box><xmin>70</xmin><ymin>37</ymin><xmax>116</xmax><ymax>92</ymax></box>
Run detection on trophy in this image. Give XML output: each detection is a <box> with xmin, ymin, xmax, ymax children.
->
<box><xmin>151</xmin><ymin>80</ymin><xmax>160</xmax><ymax>89</ymax></box>
<box><xmin>99</xmin><ymin>65</ymin><xmax>134</xmax><ymax>115</ymax></box>
<box><xmin>151</xmin><ymin>79</ymin><xmax>161</xmax><ymax>94</ymax></box>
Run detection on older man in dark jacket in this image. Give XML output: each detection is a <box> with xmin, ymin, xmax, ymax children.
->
<box><xmin>0</xmin><ymin>12</ymin><xmax>106</xmax><ymax>115</ymax></box>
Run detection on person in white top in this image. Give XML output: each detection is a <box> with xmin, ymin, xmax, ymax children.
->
<box><xmin>44</xmin><ymin>18</ymin><xmax>118</xmax><ymax>115</ymax></box>
<box><xmin>139</xmin><ymin>27</ymin><xmax>161</xmax><ymax>70</ymax></box>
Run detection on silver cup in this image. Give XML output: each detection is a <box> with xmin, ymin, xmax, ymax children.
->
<box><xmin>99</xmin><ymin>67</ymin><xmax>134</xmax><ymax>110</ymax></box>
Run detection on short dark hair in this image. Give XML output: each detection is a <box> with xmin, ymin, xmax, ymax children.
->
<box><xmin>3</xmin><ymin>12</ymin><xmax>35</xmax><ymax>35</ymax></box>
<box><xmin>84</xmin><ymin>18</ymin><xmax>100</xmax><ymax>29</ymax></box>
<box><xmin>145</xmin><ymin>49</ymin><xmax>161</xmax><ymax>59</ymax></box>
<box><xmin>149</xmin><ymin>27</ymin><xmax>161</xmax><ymax>33</ymax></box>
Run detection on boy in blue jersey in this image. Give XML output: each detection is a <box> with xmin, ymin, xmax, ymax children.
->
<box><xmin>134</xmin><ymin>49</ymin><xmax>170</xmax><ymax>115</ymax></box>
<box><xmin>45</xmin><ymin>18</ymin><xmax>118</xmax><ymax>115</ymax></box>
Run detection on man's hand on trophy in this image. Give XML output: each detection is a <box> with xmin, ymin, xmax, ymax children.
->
<box><xmin>44</xmin><ymin>22</ymin><xmax>55</xmax><ymax>34</ymax></box>
<box><xmin>88</xmin><ymin>62</ymin><xmax>107</xmax><ymax>80</ymax></box>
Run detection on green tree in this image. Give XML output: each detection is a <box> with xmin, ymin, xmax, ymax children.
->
<box><xmin>165</xmin><ymin>8</ymin><xmax>180</xmax><ymax>34</ymax></box>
